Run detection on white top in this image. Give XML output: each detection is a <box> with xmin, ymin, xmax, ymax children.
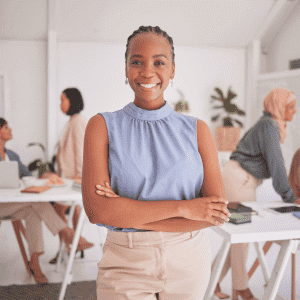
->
<box><xmin>0</xmin><ymin>153</ymin><xmax>10</xmax><ymax>161</ymax></box>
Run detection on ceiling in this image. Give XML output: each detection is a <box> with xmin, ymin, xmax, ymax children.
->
<box><xmin>0</xmin><ymin>0</ymin><xmax>297</xmax><ymax>48</ymax></box>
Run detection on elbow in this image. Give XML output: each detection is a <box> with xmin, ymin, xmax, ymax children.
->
<box><xmin>82</xmin><ymin>192</ymin><xmax>105</xmax><ymax>224</ymax></box>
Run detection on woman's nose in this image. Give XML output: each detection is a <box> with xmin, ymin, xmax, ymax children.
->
<box><xmin>140</xmin><ymin>63</ymin><xmax>154</xmax><ymax>77</ymax></box>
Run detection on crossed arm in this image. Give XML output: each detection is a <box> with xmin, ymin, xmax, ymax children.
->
<box><xmin>82</xmin><ymin>115</ymin><xmax>230</xmax><ymax>232</ymax></box>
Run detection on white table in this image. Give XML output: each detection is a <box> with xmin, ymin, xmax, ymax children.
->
<box><xmin>0</xmin><ymin>179</ymin><xmax>86</xmax><ymax>300</ymax></box>
<box><xmin>204</xmin><ymin>201</ymin><xmax>300</xmax><ymax>300</ymax></box>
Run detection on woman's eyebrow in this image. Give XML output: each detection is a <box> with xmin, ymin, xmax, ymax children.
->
<box><xmin>130</xmin><ymin>54</ymin><xmax>168</xmax><ymax>60</ymax></box>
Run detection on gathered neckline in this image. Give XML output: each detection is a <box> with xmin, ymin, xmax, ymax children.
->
<box><xmin>123</xmin><ymin>101</ymin><xmax>174</xmax><ymax>121</ymax></box>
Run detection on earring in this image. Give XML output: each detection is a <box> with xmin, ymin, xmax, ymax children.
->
<box><xmin>170</xmin><ymin>79</ymin><xmax>174</xmax><ymax>87</ymax></box>
<box><xmin>125</xmin><ymin>78</ymin><xmax>128</xmax><ymax>84</ymax></box>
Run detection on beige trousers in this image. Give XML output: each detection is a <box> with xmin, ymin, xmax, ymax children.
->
<box><xmin>0</xmin><ymin>202</ymin><xmax>67</xmax><ymax>255</ymax></box>
<box><xmin>97</xmin><ymin>229</ymin><xmax>211</xmax><ymax>300</ymax></box>
<box><xmin>214</xmin><ymin>160</ymin><xmax>262</xmax><ymax>290</ymax></box>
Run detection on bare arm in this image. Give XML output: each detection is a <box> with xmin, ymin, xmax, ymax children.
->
<box><xmin>136</xmin><ymin>120</ymin><xmax>228</xmax><ymax>231</ymax></box>
<box><xmin>95</xmin><ymin>120</ymin><xmax>230</xmax><ymax>231</ymax></box>
<box><xmin>82</xmin><ymin>114</ymin><xmax>183</xmax><ymax>227</ymax></box>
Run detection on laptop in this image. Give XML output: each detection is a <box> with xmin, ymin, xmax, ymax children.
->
<box><xmin>0</xmin><ymin>161</ymin><xmax>20</xmax><ymax>188</ymax></box>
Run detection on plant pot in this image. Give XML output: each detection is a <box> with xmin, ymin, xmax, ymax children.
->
<box><xmin>215</xmin><ymin>127</ymin><xmax>240</xmax><ymax>152</ymax></box>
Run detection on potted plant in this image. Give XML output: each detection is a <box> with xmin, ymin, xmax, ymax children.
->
<box><xmin>173</xmin><ymin>89</ymin><xmax>190</xmax><ymax>114</ymax></box>
<box><xmin>211</xmin><ymin>86</ymin><xmax>245</xmax><ymax>151</ymax></box>
<box><xmin>27</xmin><ymin>143</ymin><xmax>56</xmax><ymax>177</ymax></box>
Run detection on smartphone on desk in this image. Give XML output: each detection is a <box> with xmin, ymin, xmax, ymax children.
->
<box><xmin>229</xmin><ymin>213</ymin><xmax>252</xmax><ymax>225</ymax></box>
<box><xmin>227</xmin><ymin>202</ymin><xmax>258</xmax><ymax>216</ymax></box>
<box><xmin>270</xmin><ymin>206</ymin><xmax>300</xmax><ymax>214</ymax></box>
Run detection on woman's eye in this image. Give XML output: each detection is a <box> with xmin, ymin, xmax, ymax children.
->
<box><xmin>155</xmin><ymin>61</ymin><xmax>165</xmax><ymax>66</ymax></box>
<box><xmin>131</xmin><ymin>61</ymin><xmax>141</xmax><ymax>65</ymax></box>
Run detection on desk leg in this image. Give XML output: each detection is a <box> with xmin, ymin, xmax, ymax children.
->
<box><xmin>203</xmin><ymin>239</ymin><xmax>231</xmax><ymax>300</ymax></box>
<box><xmin>262</xmin><ymin>240</ymin><xmax>299</xmax><ymax>300</ymax></box>
<box><xmin>56</xmin><ymin>201</ymin><xmax>77</xmax><ymax>273</ymax></box>
<box><xmin>67</xmin><ymin>202</ymin><xmax>76</xmax><ymax>227</ymax></box>
<box><xmin>291</xmin><ymin>253</ymin><xmax>296</xmax><ymax>300</ymax></box>
<box><xmin>58</xmin><ymin>205</ymin><xmax>86</xmax><ymax>300</ymax></box>
<box><xmin>254</xmin><ymin>242</ymin><xmax>271</xmax><ymax>284</ymax></box>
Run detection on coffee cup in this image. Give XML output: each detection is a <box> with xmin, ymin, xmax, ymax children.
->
<box><xmin>22</xmin><ymin>176</ymin><xmax>37</xmax><ymax>188</ymax></box>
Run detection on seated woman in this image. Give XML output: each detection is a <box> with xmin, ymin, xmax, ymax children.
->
<box><xmin>0</xmin><ymin>117</ymin><xmax>93</xmax><ymax>284</ymax></box>
<box><xmin>289</xmin><ymin>148</ymin><xmax>300</xmax><ymax>197</ymax></box>
<box><xmin>47</xmin><ymin>88</ymin><xmax>93</xmax><ymax>264</ymax></box>
<box><xmin>213</xmin><ymin>88</ymin><xmax>300</xmax><ymax>300</ymax></box>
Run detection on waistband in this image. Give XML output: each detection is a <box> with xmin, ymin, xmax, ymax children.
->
<box><xmin>106</xmin><ymin>230</ymin><xmax>201</xmax><ymax>249</ymax></box>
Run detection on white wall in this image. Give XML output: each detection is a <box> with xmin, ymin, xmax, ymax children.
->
<box><xmin>55</xmin><ymin>42</ymin><xmax>246</xmax><ymax>156</ymax></box>
<box><xmin>266</xmin><ymin>2</ymin><xmax>300</xmax><ymax>73</ymax></box>
<box><xmin>0</xmin><ymin>39</ymin><xmax>245</xmax><ymax>164</ymax></box>
<box><xmin>0</xmin><ymin>40</ymin><xmax>47</xmax><ymax>165</ymax></box>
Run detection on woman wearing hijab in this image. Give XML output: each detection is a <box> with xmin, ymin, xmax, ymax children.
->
<box><xmin>213</xmin><ymin>87</ymin><xmax>300</xmax><ymax>300</ymax></box>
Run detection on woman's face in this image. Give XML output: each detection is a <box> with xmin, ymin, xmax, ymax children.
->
<box><xmin>60</xmin><ymin>93</ymin><xmax>70</xmax><ymax>114</ymax></box>
<box><xmin>125</xmin><ymin>32</ymin><xmax>175</xmax><ymax>108</ymax></box>
<box><xmin>0</xmin><ymin>123</ymin><xmax>13</xmax><ymax>142</ymax></box>
<box><xmin>285</xmin><ymin>99</ymin><xmax>297</xmax><ymax>121</ymax></box>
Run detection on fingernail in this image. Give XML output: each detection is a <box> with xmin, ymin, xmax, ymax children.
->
<box><xmin>96</xmin><ymin>185</ymin><xmax>101</xmax><ymax>188</ymax></box>
<box><xmin>226</xmin><ymin>201</ymin><xmax>229</xmax><ymax>204</ymax></box>
<box><xmin>227</xmin><ymin>218</ymin><xmax>230</xmax><ymax>222</ymax></box>
<box><xmin>105</xmin><ymin>182</ymin><xmax>109</xmax><ymax>186</ymax></box>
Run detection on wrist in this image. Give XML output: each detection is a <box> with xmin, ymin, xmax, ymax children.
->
<box><xmin>177</xmin><ymin>199</ymin><xmax>189</xmax><ymax>218</ymax></box>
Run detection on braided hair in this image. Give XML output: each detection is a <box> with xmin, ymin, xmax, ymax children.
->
<box><xmin>125</xmin><ymin>26</ymin><xmax>175</xmax><ymax>63</ymax></box>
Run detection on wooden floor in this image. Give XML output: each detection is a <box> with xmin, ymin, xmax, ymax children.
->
<box><xmin>0</xmin><ymin>217</ymin><xmax>299</xmax><ymax>300</ymax></box>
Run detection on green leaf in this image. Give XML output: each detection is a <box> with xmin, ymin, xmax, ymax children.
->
<box><xmin>224</xmin><ymin>103</ymin><xmax>238</xmax><ymax>114</ymax></box>
<box><xmin>214</xmin><ymin>87</ymin><xmax>224</xmax><ymax>99</ymax></box>
<box><xmin>27</xmin><ymin>159</ymin><xmax>42</xmax><ymax>171</ymax></box>
<box><xmin>211</xmin><ymin>114</ymin><xmax>220</xmax><ymax>122</ymax></box>
<box><xmin>233</xmin><ymin>119</ymin><xmax>243</xmax><ymax>128</ymax></box>
<box><xmin>226</xmin><ymin>87</ymin><xmax>237</xmax><ymax>102</ymax></box>
<box><xmin>28</xmin><ymin>143</ymin><xmax>45</xmax><ymax>152</ymax></box>
<box><xmin>211</xmin><ymin>95</ymin><xmax>221</xmax><ymax>100</ymax></box>
<box><xmin>236</xmin><ymin>108</ymin><xmax>246</xmax><ymax>116</ymax></box>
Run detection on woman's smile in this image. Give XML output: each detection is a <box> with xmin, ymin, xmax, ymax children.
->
<box><xmin>138</xmin><ymin>83</ymin><xmax>160</xmax><ymax>89</ymax></box>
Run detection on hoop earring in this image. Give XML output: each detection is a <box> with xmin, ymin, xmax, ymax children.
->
<box><xmin>125</xmin><ymin>78</ymin><xmax>129</xmax><ymax>84</ymax></box>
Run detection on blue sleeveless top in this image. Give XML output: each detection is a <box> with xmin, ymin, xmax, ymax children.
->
<box><xmin>97</xmin><ymin>101</ymin><xmax>204</xmax><ymax>232</ymax></box>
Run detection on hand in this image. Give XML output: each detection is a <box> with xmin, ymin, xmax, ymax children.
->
<box><xmin>71</xmin><ymin>176</ymin><xmax>82</xmax><ymax>184</ymax></box>
<box><xmin>182</xmin><ymin>196</ymin><xmax>231</xmax><ymax>226</ymax></box>
<box><xmin>96</xmin><ymin>182</ymin><xmax>120</xmax><ymax>198</ymax></box>
<box><xmin>295</xmin><ymin>198</ymin><xmax>300</xmax><ymax>205</ymax></box>
<box><xmin>39</xmin><ymin>171</ymin><xmax>54</xmax><ymax>179</ymax></box>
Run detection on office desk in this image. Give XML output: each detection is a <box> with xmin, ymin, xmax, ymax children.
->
<box><xmin>204</xmin><ymin>201</ymin><xmax>300</xmax><ymax>300</ymax></box>
<box><xmin>0</xmin><ymin>179</ymin><xmax>86</xmax><ymax>300</ymax></box>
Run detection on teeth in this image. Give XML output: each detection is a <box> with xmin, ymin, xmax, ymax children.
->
<box><xmin>139</xmin><ymin>83</ymin><xmax>157</xmax><ymax>88</ymax></box>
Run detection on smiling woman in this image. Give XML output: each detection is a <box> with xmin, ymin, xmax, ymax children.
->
<box><xmin>82</xmin><ymin>25</ymin><xmax>230</xmax><ymax>300</ymax></box>
<box><xmin>125</xmin><ymin>27</ymin><xmax>175</xmax><ymax>110</ymax></box>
